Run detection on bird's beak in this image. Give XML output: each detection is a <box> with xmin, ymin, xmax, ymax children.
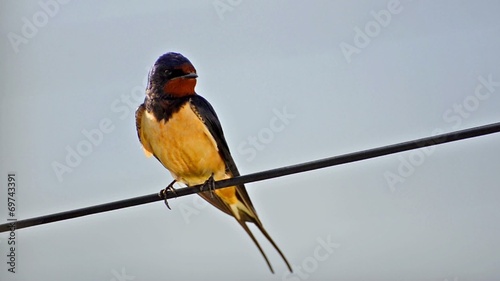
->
<box><xmin>181</xmin><ymin>73</ymin><xmax>198</xmax><ymax>79</ymax></box>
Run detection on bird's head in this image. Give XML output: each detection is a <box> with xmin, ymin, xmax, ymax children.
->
<box><xmin>147</xmin><ymin>52</ymin><xmax>198</xmax><ymax>98</ymax></box>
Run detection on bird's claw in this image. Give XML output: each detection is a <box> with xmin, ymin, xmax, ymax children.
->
<box><xmin>202</xmin><ymin>174</ymin><xmax>216</xmax><ymax>198</ymax></box>
<box><xmin>159</xmin><ymin>180</ymin><xmax>177</xmax><ymax>210</ymax></box>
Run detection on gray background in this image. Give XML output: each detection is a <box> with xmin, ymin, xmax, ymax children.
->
<box><xmin>1</xmin><ymin>1</ymin><xmax>500</xmax><ymax>280</ymax></box>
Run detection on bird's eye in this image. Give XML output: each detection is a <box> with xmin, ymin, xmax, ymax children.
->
<box><xmin>168</xmin><ymin>69</ymin><xmax>186</xmax><ymax>79</ymax></box>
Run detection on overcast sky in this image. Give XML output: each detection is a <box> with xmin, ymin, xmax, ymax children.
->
<box><xmin>1</xmin><ymin>1</ymin><xmax>500</xmax><ymax>280</ymax></box>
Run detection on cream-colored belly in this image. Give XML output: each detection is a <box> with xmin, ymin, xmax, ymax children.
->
<box><xmin>142</xmin><ymin>102</ymin><xmax>227</xmax><ymax>185</ymax></box>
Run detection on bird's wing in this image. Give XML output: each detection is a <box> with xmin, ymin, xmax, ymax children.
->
<box><xmin>190</xmin><ymin>95</ymin><xmax>293</xmax><ymax>273</ymax></box>
<box><xmin>135</xmin><ymin>103</ymin><xmax>154</xmax><ymax>157</ymax></box>
<box><xmin>189</xmin><ymin>95</ymin><xmax>258</xmax><ymax>218</ymax></box>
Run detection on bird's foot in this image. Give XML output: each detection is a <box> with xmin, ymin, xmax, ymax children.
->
<box><xmin>201</xmin><ymin>174</ymin><xmax>216</xmax><ymax>198</ymax></box>
<box><xmin>159</xmin><ymin>179</ymin><xmax>177</xmax><ymax>210</ymax></box>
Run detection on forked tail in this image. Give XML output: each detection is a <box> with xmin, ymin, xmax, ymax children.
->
<box><xmin>230</xmin><ymin>202</ymin><xmax>293</xmax><ymax>273</ymax></box>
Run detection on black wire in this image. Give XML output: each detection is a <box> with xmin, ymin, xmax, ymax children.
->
<box><xmin>1</xmin><ymin>121</ymin><xmax>499</xmax><ymax>233</ymax></box>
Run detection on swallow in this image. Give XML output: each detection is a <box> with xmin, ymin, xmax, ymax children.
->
<box><xmin>135</xmin><ymin>52</ymin><xmax>292</xmax><ymax>273</ymax></box>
